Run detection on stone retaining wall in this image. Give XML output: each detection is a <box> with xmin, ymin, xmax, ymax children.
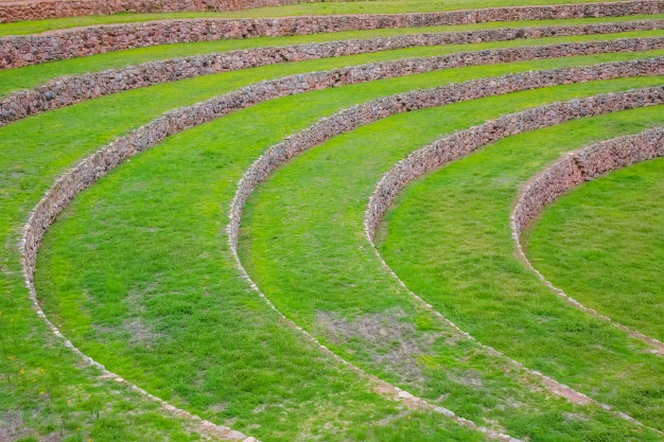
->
<box><xmin>220</xmin><ymin>65</ymin><xmax>664</xmax><ymax>425</ymax></box>
<box><xmin>226</xmin><ymin>61</ymin><xmax>663</xmax><ymax>249</ymax></box>
<box><xmin>20</xmin><ymin>61</ymin><xmax>662</xmax><ymax>433</ymax></box>
<box><xmin>507</xmin><ymin>127</ymin><xmax>664</xmax><ymax>354</ymax></box>
<box><xmin>0</xmin><ymin>0</ymin><xmax>311</xmax><ymax>24</ymax></box>
<box><xmin>364</xmin><ymin>86</ymin><xmax>663</xmax><ymax>239</ymax></box>
<box><xmin>2</xmin><ymin>0</ymin><xmax>662</xmax><ymax>69</ymax></box>
<box><xmin>3</xmin><ymin>30</ymin><xmax>661</xmax><ymax>125</ymax></box>
<box><xmin>21</xmin><ymin>59</ymin><xmax>661</xmax><ymax>283</ymax></box>
<box><xmin>512</xmin><ymin>127</ymin><xmax>664</xmax><ymax>236</ymax></box>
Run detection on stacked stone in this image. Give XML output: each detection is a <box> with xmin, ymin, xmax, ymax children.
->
<box><xmin>17</xmin><ymin>42</ymin><xmax>664</xmax><ymax>442</ymax></box>
<box><xmin>21</xmin><ymin>60</ymin><xmax>663</xmax><ymax>283</ymax></box>
<box><xmin>2</xmin><ymin>0</ymin><xmax>662</xmax><ymax>68</ymax></box>
<box><xmin>0</xmin><ymin>0</ymin><xmax>309</xmax><ymax>23</ymax></box>
<box><xmin>3</xmin><ymin>34</ymin><xmax>662</xmax><ymax>125</ymax></box>
<box><xmin>364</xmin><ymin>86</ymin><xmax>664</xmax><ymax>238</ymax></box>
<box><xmin>513</xmin><ymin>127</ymin><xmax>664</xmax><ymax>235</ymax></box>
<box><xmin>225</xmin><ymin>59</ymin><xmax>664</xmax><ymax>247</ymax></box>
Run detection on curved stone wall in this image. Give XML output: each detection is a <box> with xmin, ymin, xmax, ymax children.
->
<box><xmin>22</xmin><ymin>57</ymin><xmax>663</xmax><ymax>300</ymax></box>
<box><xmin>21</xmin><ymin>59</ymin><xmax>662</xmax><ymax>439</ymax></box>
<box><xmin>512</xmin><ymin>128</ymin><xmax>664</xmax><ymax>236</ymax></box>
<box><xmin>227</xmin><ymin>62</ymin><xmax>663</xmax><ymax>248</ymax></box>
<box><xmin>2</xmin><ymin>32</ymin><xmax>661</xmax><ymax>126</ymax></box>
<box><xmin>0</xmin><ymin>0</ymin><xmax>311</xmax><ymax>24</ymax></box>
<box><xmin>361</xmin><ymin>93</ymin><xmax>664</xmax><ymax>357</ymax></box>
<box><xmin>364</xmin><ymin>87</ymin><xmax>664</xmax><ymax>240</ymax></box>
<box><xmin>2</xmin><ymin>0</ymin><xmax>662</xmax><ymax>69</ymax></box>
<box><xmin>508</xmin><ymin>128</ymin><xmax>664</xmax><ymax>353</ymax></box>
<box><xmin>223</xmin><ymin>73</ymin><xmax>661</xmax><ymax>415</ymax></box>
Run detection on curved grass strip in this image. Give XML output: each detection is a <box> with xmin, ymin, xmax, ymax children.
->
<box><xmin>167</xmin><ymin>0</ymin><xmax>660</xmax><ymax>17</ymax></box>
<box><xmin>39</xmin><ymin>82</ymin><xmax>660</xmax><ymax>438</ymax></box>
<box><xmin>0</xmin><ymin>0</ymin><xmax>641</xmax><ymax>25</ymax></box>
<box><xmin>6</xmin><ymin>2</ymin><xmax>664</xmax><ymax>440</ymax></box>
<box><xmin>23</xmin><ymin>62</ymin><xmax>592</xmax><ymax>442</ymax></box>
<box><xmin>374</xmin><ymin>105</ymin><xmax>664</xmax><ymax>429</ymax></box>
<box><xmin>4</xmin><ymin>41</ymin><xmax>661</xmax><ymax>438</ymax></box>
<box><xmin>524</xmin><ymin>152</ymin><xmax>664</xmax><ymax>344</ymax></box>
<box><xmin>2</xmin><ymin>29</ymin><xmax>662</xmax><ymax>125</ymax></box>
<box><xmin>28</xmin><ymin>60</ymin><xmax>664</xmax><ymax>280</ymax></box>
<box><xmin>511</xmin><ymin>128</ymin><xmax>664</xmax><ymax>352</ymax></box>
<box><xmin>5</xmin><ymin>31</ymin><xmax>652</xmax><ymax>166</ymax></box>
<box><xmin>2</xmin><ymin>1</ymin><xmax>660</xmax><ymax>69</ymax></box>
<box><xmin>0</xmin><ymin>53</ymin><xmax>528</xmax><ymax>440</ymax></box>
<box><xmin>228</xmin><ymin>69</ymin><xmax>661</xmax><ymax>420</ymax></box>
<box><xmin>13</xmin><ymin>48</ymin><xmax>656</xmax><ymax>266</ymax></box>
<box><xmin>1</xmin><ymin>13</ymin><xmax>658</xmax><ymax>39</ymax></box>
<box><xmin>9</xmin><ymin>29</ymin><xmax>660</xmax><ymax>438</ymax></box>
<box><xmin>236</xmin><ymin>84</ymin><xmax>663</xmax><ymax>439</ymax></box>
<box><xmin>32</xmin><ymin>66</ymin><xmax>664</xmax><ymax>438</ymax></box>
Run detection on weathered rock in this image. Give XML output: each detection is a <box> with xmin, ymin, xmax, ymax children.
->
<box><xmin>364</xmin><ymin>81</ymin><xmax>664</xmax><ymax>238</ymax></box>
<box><xmin>22</xmin><ymin>59</ymin><xmax>664</xmax><ymax>285</ymax></box>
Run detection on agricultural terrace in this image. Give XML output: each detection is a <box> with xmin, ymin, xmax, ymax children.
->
<box><xmin>0</xmin><ymin>0</ymin><xmax>662</xmax><ymax>440</ymax></box>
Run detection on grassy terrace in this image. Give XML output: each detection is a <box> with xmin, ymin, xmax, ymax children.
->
<box><xmin>1</xmin><ymin>17</ymin><xmax>661</xmax><ymax>96</ymax></box>
<box><xmin>239</xmin><ymin>84</ymin><xmax>664</xmax><ymax>432</ymax></box>
<box><xmin>2</xmin><ymin>0</ymin><xmax>662</xmax><ymax>439</ymax></box>
<box><xmin>375</xmin><ymin>108</ymin><xmax>664</xmax><ymax>428</ymax></box>
<box><xmin>3</xmin><ymin>32</ymin><xmax>568</xmax><ymax>440</ymax></box>
<box><xmin>525</xmin><ymin>158</ymin><xmax>664</xmax><ymax>342</ymax></box>
<box><xmin>0</xmin><ymin>0</ymin><xmax>636</xmax><ymax>35</ymax></box>
<box><xmin>35</xmin><ymin>64</ymin><xmax>663</xmax><ymax>441</ymax></box>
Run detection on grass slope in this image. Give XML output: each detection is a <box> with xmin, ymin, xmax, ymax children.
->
<box><xmin>241</xmin><ymin>81</ymin><xmax>664</xmax><ymax>437</ymax></box>
<box><xmin>2</xmin><ymin>1</ymin><xmax>661</xmax><ymax>437</ymax></box>
<box><xmin>33</xmin><ymin>65</ymin><xmax>662</xmax><ymax>439</ymax></box>
<box><xmin>524</xmin><ymin>157</ymin><xmax>664</xmax><ymax>342</ymax></box>
<box><xmin>0</xmin><ymin>30</ymin><xmax>561</xmax><ymax>442</ymax></box>
<box><xmin>376</xmin><ymin>107</ymin><xmax>664</xmax><ymax>430</ymax></box>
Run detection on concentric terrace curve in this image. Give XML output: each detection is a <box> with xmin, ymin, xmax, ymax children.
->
<box><xmin>7</xmin><ymin>1</ymin><xmax>664</xmax><ymax>439</ymax></box>
<box><xmin>229</xmin><ymin>81</ymin><xmax>663</xmax><ymax>430</ymax></box>
<box><xmin>3</xmin><ymin>20</ymin><xmax>661</xmax><ymax>125</ymax></box>
<box><xmin>0</xmin><ymin>0</ymin><xmax>657</xmax><ymax>24</ymax></box>
<box><xmin>24</xmin><ymin>62</ymin><xmax>662</xmax><ymax>440</ymax></box>
<box><xmin>0</xmin><ymin>0</ymin><xmax>321</xmax><ymax>24</ymax></box>
<box><xmin>511</xmin><ymin>127</ymin><xmax>664</xmax><ymax>353</ymax></box>
<box><xmin>363</xmin><ymin>86</ymin><xmax>664</xmax><ymax>355</ymax></box>
<box><xmin>361</xmin><ymin>93</ymin><xmax>664</xmax><ymax>431</ymax></box>
<box><xmin>1</xmin><ymin>0</ymin><xmax>661</xmax><ymax>68</ymax></box>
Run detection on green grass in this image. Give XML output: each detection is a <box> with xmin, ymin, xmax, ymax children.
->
<box><xmin>376</xmin><ymin>107</ymin><xmax>664</xmax><ymax>429</ymax></box>
<box><xmin>1</xmin><ymin>18</ymin><xmax>661</xmax><ymax>98</ymax></box>
<box><xmin>0</xmin><ymin>0</ymin><xmax>636</xmax><ymax>35</ymax></box>
<box><xmin>217</xmin><ymin>0</ymin><xmax>636</xmax><ymax>18</ymax></box>
<box><xmin>3</xmin><ymin>2</ymin><xmax>662</xmax><ymax>437</ymax></box>
<box><xmin>9</xmin><ymin>29</ymin><xmax>645</xmax><ymax>440</ymax></box>
<box><xmin>524</xmin><ymin>157</ymin><xmax>664</xmax><ymax>342</ymax></box>
<box><xmin>4</xmin><ymin>29</ymin><xmax>591</xmax><ymax>442</ymax></box>
<box><xmin>0</xmin><ymin>292</ymin><xmax>202</xmax><ymax>436</ymax></box>
<box><xmin>242</xmin><ymin>82</ymin><xmax>664</xmax><ymax>436</ymax></box>
<box><xmin>30</xmin><ymin>57</ymin><xmax>664</xmax><ymax>439</ymax></box>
